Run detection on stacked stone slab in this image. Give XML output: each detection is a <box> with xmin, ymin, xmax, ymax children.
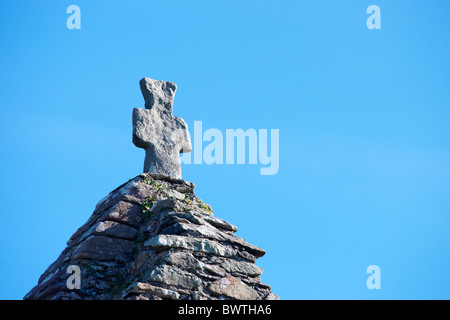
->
<box><xmin>24</xmin><ymin>173</ymin><xmax>278</xmax><ymax>300</ymax></box>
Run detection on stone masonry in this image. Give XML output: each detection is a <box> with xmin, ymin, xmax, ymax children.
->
<box><xmin>24</xmin><ymin>173</ymin><xmax>278</xmax><ymax>300</ymax></box>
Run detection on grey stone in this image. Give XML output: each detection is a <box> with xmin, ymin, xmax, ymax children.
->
<box><xmin>93</xmin><ymin>179</ymin><xmax>134</xmax><ymax>214</ymax></box>
<box><xmin>237</xmin><ymin>250</ymin><xmax>258</xmax><ymax>263</ymax></box>
<box><xmin>35</xmin><ymin>250</ymin><xmax>69</xmax><ymax>287</ymax></box>
<box><xmin>166</xmin><ymin>189</ymin><xmax>186</xmax><ymax>201</ymax></box>
<box><xmin>208</xmin><ymin>276</ymin><xmax>259</xmax><ymax>300</ymax></box>
<box><xmin>159</xmin><ymin>251</ymin><xmax>201</xmax><ymax>272</ymax></box>
<box><xmin>94</xmin><ymin>178</ymin><xmax>154</xmax><ymax>213</ymax></box>
<box><xmin>35</xmin><ymin>283</ymin><xmax>71</xmax><ymax>300</ymax></box>
<box><xmin>67</xmin><ymin>214</ymin><xmax>101</xmax><ymax>246</ymax></box>
<box><xmin>128</xmin><ymin>251</ymin><xmax>153</xmax><ymax>273</ymax></box>
<box><xmin>103</xmin><ymin>201</ymin><xmax>143</xmax><ymax>228</ymax></box>
<box><xmin>145</xmin><ymin>265</ymin><xmax>200</xmax><ymax>290</ymax></box>
<box><xmin>167</xmin><ymin>211</ymin><xmax>205</xmax><ymax>226</ymax></box>
<box><xmin>71</xmin><ymin>235</ymin><xmax>134</xmax><ymax>262</ymax></box>
<box><xmin>51</xmin><ymin>291</ymin><xmax>83</xmax><ymax>300</ymax></box>
<box><xmin>126</xmin><ymin>294</ymin><xmax>162</xmax><ymax>300</ymax></box>
<box><xmin>174</xmin><ymin>183</ymin><xmax>195</xmax><ymax>194</ymax></box>
<box><xmin>124</xmin><ymin>282</ymin><xmax>180</xmax><ymax>300</ymax></box>
<box><xmin>204</xmin><ymin>264</ymin><xmax>227</xmax><ymax>277</ymax></box>
<box><xmin>150</xmin><ymin>199</ymin><xmax>176</xmax><ymax>214</ymax></box>
<box><xmin>221</xmin><ymin>259</ymin><xmax>264</xmax><ymax>277</ymax></box>
<box><xmin>165</xmin><ymin>220</ymin><xmax>265</xmax><ymax>258</ymax></box>
<box><xmin>133</xmin><ymin>77</ymin><xmax>192</xmax><ymax>179</ymax></box>
<box><xmin>144</xmin><ymin>234</ymin><xmax>236</xmax><ymax>258</ymax></box>
<box><xmin>200</xmin><ymin>214</ymin><xmax>238</xmax><ymax>233</ymax></box>
<box><xmin>265</xmin><ymin>292</ymin><xmax>280</xmax><ymax>300</ymax></box>
<box><xmin>191</xmin><ymin>291</ymin><xmax>213</xmax><ymax>300</ymax></box>
<box><xmin>87</xmin><ymin>220</ymin><xmax>138</xmax><ymax>240</ymax></box>
<box><xmin>68</xmin><ymin>196</ymin><xmax>143</xmax><ymax>247</ymax></box>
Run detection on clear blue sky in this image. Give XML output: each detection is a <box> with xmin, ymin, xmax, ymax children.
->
<box><xmin>1</xmin><ymin>0</ymin><xmax>449</xmax><ymax>299</ymax></box>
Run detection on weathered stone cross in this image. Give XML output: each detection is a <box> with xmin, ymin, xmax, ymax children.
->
<box><xmin>132</xmin><ymin>77</ymin><xmax>192</xmax><ymax>179</ymax></box>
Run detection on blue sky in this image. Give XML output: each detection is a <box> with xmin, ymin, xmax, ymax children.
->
<box><xmin>0</xmin><ymin>0</ymin><xmax>449</xmax><ymax>299</ymax></box>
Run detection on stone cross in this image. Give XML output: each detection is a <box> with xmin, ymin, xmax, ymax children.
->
<box><xmin>132</xmin><ymin>77</ymin><xmax>192</xmax><ymax>179</ymax></box>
